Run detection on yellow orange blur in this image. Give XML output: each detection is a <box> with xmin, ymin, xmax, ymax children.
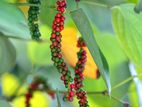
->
<box><xmin>18</xmin><ymin>0</ymin><xmax>29</xmax><ymax>16</ymax></box>
<box><xmin>61</xmin><ymin>28</ymin><xmax>99</xmax><ymax>79</ymax></box>
<box><xmin>13</xmin><ymin>91</ymin><xmax>50</xmax><ymax>107</ymax></box>
<box><xmin>1</xmin><ymin>74</ymin><xmax>49</xmax><ymax>107</ymax></box>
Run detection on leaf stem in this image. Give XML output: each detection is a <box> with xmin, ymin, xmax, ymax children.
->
<box><xmin>110</xmin><ymin>95</ymin><xmax>129</xmax><ymax>106</ymax></box>
<box><xmin>112</xmin><ymin>74</ymin><xmax>142</xmax><ymax>91</ymax></box>
<box><xmin>56</xmin><ymin>89</ymin><xmax>62</xmax><ymax>107</ymax></box>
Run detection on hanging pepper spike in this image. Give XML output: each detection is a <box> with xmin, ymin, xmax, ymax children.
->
<box><xmin>74</xmin><ymin>37</ymin><xmax>89</xmax><ymax>107</ymax></box>
<box><xmin>28</xmin><ymin>0</ymin><xmax>41</xmax><ymax>40</ymax></box>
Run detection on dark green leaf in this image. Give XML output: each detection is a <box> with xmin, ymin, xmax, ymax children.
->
<box><xmin>0</xmin><ymin>100</ymin><xmax>12</xmax><ymax>107</ymax></box>
<box><xmin>40</xmin><ymin>0</ymin><xmax>56</xmax><ymax>27</ymax></box>
<box><xmin>0</xmin><ymin>35</ymin><xmax>16</xmax><ymax>74</ymax></box>
<box><xmin>70</xmin><ymin>8</ymin><xmax>111</xmax><ymax>93</ymax></box>
<box><xmin>0</xmin><ymin>2</ymin><xmax>30</xmax><ymax>39</ymax></box>
<box><xmin>134</xmin><ymin>0</ymin><xmax>142</xmax><ymax>13</ymax></box>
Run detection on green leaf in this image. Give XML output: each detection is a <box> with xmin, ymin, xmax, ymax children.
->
<box><xmin>70</xmin><ymin>8</ymin><xmax>111</xmax><ymax>93</ymax></box>
<box><xmin>0</xmin><ymin>100</ymin><xmax>12</xmax><ymax>107</ymax></box>
<box><xmin>84</xmin><ymin>33</ymin><xmax>130</xmax><ymax>107</ymax></box>
<box><xmin>28</xmin><ymin>41</ymin><xmax>52</xmax><ymax>65</ymax></box>
<box><xmin>80</xmin><ymin>0</ymin><xmax>126</xmax><ymax>6</ymax></box>
<box><xmin>0</xmin><ymin>2</ymin><xmax>30</xmax><ymax>39</ymax></box>
<box><xmin>80</xmin><ymin>2</ymin><xmax>113</xmax><ymax>33</ymax></box>
<box><xmin>10</xmin><ymin>39</ymin><xmax>32</xmax><ymax>77</ymax></box>
<box><xmin>40</xmin><ymin>0</ymin><xmax>56</xmax><ymax>28</ymax></box>
<box><xmin>112</xmin><ymin>4</ymin><xmax>142</xmax><ymax>74</ymax></box>
<box><xmin>0</xmin><ymin>0</ymin><xmax>17</xmax><ymax>3</ymax></box>
<box><xmin>127</xmin><ymin>0</ymin><xmax>138</xmax><ymax>3</ymax></box>
<box><xmin>28</xmin><ymin>25</ymin><xmax>52</xmax><ymax>65</ymax></box>
<box><xmin>129</xmin><ymin>82</ymin><xmax>140</xmax><ymax>107</ymax></box>
<box><xmin>134</xmin><ymin>0</ymin><xmax>142</xmax><ymax>13</ymax></box>
<box><xmin>0</xmin><ymin>35</ymin><xmax>16</xmax><ymax>74</ymax></box>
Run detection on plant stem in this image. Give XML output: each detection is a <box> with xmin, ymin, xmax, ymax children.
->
<box><xmin>0</xmin><ymin>35</ymin><xmax>50</xmax><ymax>43</ymax></box>
<box><xmin>112</xmin><ymin>74</ymin><xmax>142</xmax><ymax>91</ymax></box>
<box><xmin>14</xmin><ymin>3</ymin><xmax>39</xmax><ymax>7</ymax></box>
<box><xmin>9</xmin><ymin>3</ymin><xmax>55</xmax><ymax>8</ymax></box>
<box><xmin>80</xmin><ymin>1</ymin><xmax>109</xmax><ymax>8</ymax></box>
<box><xmin>3</xmin><ymin>88</ymin><xmax>128</xmax><ymax>106</ymax></box>
<box><xmin>56</xmin><ymin>89</ymin><xmax>62</xmax><ymax>107</ymax></box>
<box><xmin>110</xmin><ymin>95</ymin><xmax>129</xmax><ymax>106</ymax></box>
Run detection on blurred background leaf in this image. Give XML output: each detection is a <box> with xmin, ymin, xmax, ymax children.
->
<box><xmin>134</xmin><ymin>0</ymin><xmax>142</xmax><ymax>13</ymax></box>
<box><xmin>0</xmin><ymin>1</ymin><xmax>30</xmax><ymax>39</ymax></box>
<box><xmin>0</xmin><ymin>36</ymin><xmax>16</xmax><ymax>74</ymax></box>
<box><xmin>0</xmin><ymin>100</ymin><xmax>12</xmax><ymax>107</ymax></box>
<box><xmin>0</xmin><ymin>0</ymin><xmax>141</xmax><ymax>107</ymax></box>
<box><xmin>83</xmin><ymin>32</ymin><xmax>131</xmax><ymax>107</ymax></box>
<box><xmin>112</xmin><ymin>4</ymin><xmax>142</xmax><ymax>75</ymax></box>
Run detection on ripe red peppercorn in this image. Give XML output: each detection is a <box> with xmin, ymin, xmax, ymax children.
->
<box><xmin>73</xmin><ymin>37</ymin><xmax>89</xmax><ymax>107</ymax></box>
<box><xmin>50</xmin><ymin>1</ymin><xmax>74</xmax><ymax>101</ymax></box>
<box><xmin>25</xmin><ymin>77</ymin><xmax>55</xmax><ymax>107</ymax></box>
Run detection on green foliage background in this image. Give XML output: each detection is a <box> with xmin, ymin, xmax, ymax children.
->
<box><xmin>0</xmin><ymin>0</ymin><xmax>142</xmax><ymax>107</ymax></box>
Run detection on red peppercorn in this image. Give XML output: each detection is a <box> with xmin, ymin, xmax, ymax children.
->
<box><xmin>73</xmin><ymin>37</ymin><xmax>89</xmax><ymax>107</ymax></box>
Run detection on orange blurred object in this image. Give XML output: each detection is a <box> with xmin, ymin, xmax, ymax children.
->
<box><xmin>18</xmin><ymin>0</ymin><xmax>29</xmax><ymax>16</ymax></box>
<box><xmin>61</xmin><ymin>28</ymin><xmax>100</xmax><ymax>79</ymax></box>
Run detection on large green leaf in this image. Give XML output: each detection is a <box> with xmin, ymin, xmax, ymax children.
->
<box><xmin>70</xmin><ymin>8</ymin><xmax>111</xmax><ymax>93</ymax></box>
<box><xmin>0</xmin><ymin>2</ymin><xmax>30</xmax><ymax>39</ymax></box>
<box><xmin>40</xmin><ymin>0</ymin><xmax>56</xmax><ymax>28</ymax></box>
<box><xmin>0</xmin><ymin>100</ymin><xmax>12</xmax><ymax>107</ymax></box>
<box><xmin>84</xmin><ymin>33</ymin><xmax>130</xmax><ymax>107</ymax></box>
<box><xmin>10</xmin><ymin>39</ymin><xmax>32</xmax><ymax>78</ymax></box>
<box><xmin>112</xmin><ymin>4</ymin><xmax>142</xmax><ymax>74</ymax></box>
<box><xmin>0</xmin><ymin>35</ymin><xmax>16</xmax><ymax>74</ymax></box>
<box><xmin>80</xmin><ymin>2</ymin><xmax>113</xmax><ymax>33</ymax></box>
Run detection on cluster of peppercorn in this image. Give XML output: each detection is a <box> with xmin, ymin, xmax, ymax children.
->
<box><xmin>28</xmin><ymin>0</ymin><xmax>41</xmax><ymax>40</ymax></box>
<box><xmin>74</xmin><ymin>37</ymin><xmax>89</xmax><ymax>107</ymax></box>
<box><xmin>25</xmin><ymin>77</ymin><xmax>54</xmax><ymax>107</ymax></box>
<box><xmin>63</xmin><ymin>83</ymin><xmax>75</xmax><ymax>102</ymax></box>
<box><xmin>62</xmin><ymin>38</ymin><xmax>89</xmax><ymax>106</ymax></box>
<box><xmin>50</xmin><ymin>0</ymin><xmax>73</xmax><ymax>89</ymax></box>
<box><xmin>50</xmin><ymin>0</ymin><xmax>89</xmax><ymax>106</ymax></box>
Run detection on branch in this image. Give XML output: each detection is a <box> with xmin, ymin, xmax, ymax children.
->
<box><xmin>0</xmin><ymin>35</ymin><xmax>50</xmax><ymax>43</ymax></box>
<box><xmin>80</xmin><ymin>1</ymin><xmax>109</xmax><ymax>8</ymax></box>
<box><xmin>9</xmin><ymin>3</ymin><xmax>55</xmax><ymax>8</ymax></box>
<box><xmin>112</xmin><ymin>74</ymin><xmax>142</xmax><ymax>91</ymax></box>
<box><xmin>80</xmin><ymin>1</ymin><xmax>128</xmax><ymax>9</ymax></box>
